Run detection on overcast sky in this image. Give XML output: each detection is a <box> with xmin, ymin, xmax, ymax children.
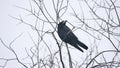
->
<box><xmin>0</xmin><ymin>0</ymin><xmax>120</xmax><ymax>68</ymax></box>
<box><xmin>0</xmin><ymin>0</ymin><xmax>31</xmax><ymax>67</ymax></box>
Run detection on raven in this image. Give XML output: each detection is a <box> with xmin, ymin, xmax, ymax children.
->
<box><xmin>57</xmin><ymin>20</ymin><xmax>88</xmax><ymax>52</ymax></box>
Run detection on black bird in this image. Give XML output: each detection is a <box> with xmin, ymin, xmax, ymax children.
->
<box><xmin>57</xmin><ymin>20</ymin><xmax>88</xmax><ymax>52</ymax></box>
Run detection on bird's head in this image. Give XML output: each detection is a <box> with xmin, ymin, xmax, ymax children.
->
<box><xmin>59</xmin><ymin>20</ymin><xmax>67</xmax><ymax>26</ymax></box>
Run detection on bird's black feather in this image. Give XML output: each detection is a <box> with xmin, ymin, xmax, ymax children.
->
<box><xmin>57</xmin><ymin>20</ymin><xmax>88</xmax><ymax>52</ymax></box>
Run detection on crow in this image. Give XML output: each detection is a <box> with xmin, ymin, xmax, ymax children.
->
<box><xmin>57</xmin><ymin>20</ymin><xmax>88</xmax><ymax>52</ymax></box>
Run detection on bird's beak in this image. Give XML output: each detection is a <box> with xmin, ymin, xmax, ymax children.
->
<box><xmin>63</xmin><ymin>20</ymin><xmax>67</xmax><ymax>24</ymax></box>
<box><xmin>64</xmin><ymin>20</ymin><xmax>67</xmax><ymax>23</ymax></box>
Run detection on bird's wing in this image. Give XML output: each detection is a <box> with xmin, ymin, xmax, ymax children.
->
<box><xmin>64</xmin><ymin>26</ymin><xmax>78</xmax><ymax>39</ymax></box>
<box><xmin>62</xmin><ymin>25</ymin><xmax>78</xmax><ymax>42</ymax></box>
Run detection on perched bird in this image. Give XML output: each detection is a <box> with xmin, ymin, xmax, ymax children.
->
<box><xmin>57</xmin><ymin>20</ymin><xmax>88</xmax><ymax>52</ymax></box>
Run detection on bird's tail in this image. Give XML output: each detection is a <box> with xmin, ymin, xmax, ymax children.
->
<box><xmin>71</xmin><ymin>43</ymin><xmax>84</xmax><ymax>52</ymax></box>
<box><xmin>77</xmin><ymin>40</ymin><xmax>88</xmax><ymax>50</ymax></box>
<box><xmin>74</xmin><ymin>45</ymin><xmax>84</xmax><ymax>52</ymax></box>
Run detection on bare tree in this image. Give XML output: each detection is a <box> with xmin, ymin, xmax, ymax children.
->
<box><xmin>0</xmin><ymin>0</ymin><xmax>120</xmax><ymax>68</ymax></box>
<box><xmin>71</xmin><ymin>0</ymin><xmax>120</xmax><ymax>67</ymax></box>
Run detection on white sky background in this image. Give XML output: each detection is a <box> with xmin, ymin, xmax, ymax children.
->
<box><xmin>0</xmin><ymin>0</ymin><xmax>33</xmax><ymax>67</ymax></box>
<box><xmin>0</xmin><ymin>0</ymin><xmax>120</xmax><ymax>68</ymax></box>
